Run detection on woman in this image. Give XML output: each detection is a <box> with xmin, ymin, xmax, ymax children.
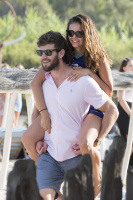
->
<box><xmin>117</xmin><ymin>57</ymin><xmax>133</xmax><ymax>166</ymax></box>
<box><xmin>22</xmin><ymin>14</ymin><xmax>113</xmax><ymax>197</ymax></box>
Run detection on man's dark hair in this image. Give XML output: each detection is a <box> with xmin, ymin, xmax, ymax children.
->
<box><xmin>37</xmin><ymin>31</ymin><xmax>67</xmax><ymax>61</ymax></box>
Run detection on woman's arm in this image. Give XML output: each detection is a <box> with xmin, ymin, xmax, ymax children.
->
<box><xmin>31</xmin><ymin>104</ymin><xmax>40</xmax><ymax>122</ymax></box>
<box><xmin>118</xmin><ymin>90</ymin><xmax>131</xmax><ymax>115</ymax></box>
<box><xmin>31</xmin><ymin>67</ymin><xmax>51</xmax><ymax>133</ymax></box>
<box><xmin>68</xmin><ymin>56</ymin><xmax>113</xmax><ymax>97</ymax></box>
<box><xmin>31</xmin><ymin>67</ymin><xmax>46</xmax><ymax>110</ymax></box>
<box><xmin>91</xmin><ymin>56</ymin><xmax>113</xmax><ymax>97</ymax></box>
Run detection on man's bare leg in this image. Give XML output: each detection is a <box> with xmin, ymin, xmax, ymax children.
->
<box><xmin>40</xmin><ymin>188</ymin><xmax>56</xmax><ymax>200</ymax></box>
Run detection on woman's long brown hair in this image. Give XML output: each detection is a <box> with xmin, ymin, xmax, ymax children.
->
<box><xmin>66</xmin><ymin>14</ymin><xmax>112</xmax><ymax>72</ymax></box>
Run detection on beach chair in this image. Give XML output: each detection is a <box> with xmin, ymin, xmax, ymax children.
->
<box><xmin>0</xmin><ymin>127</ymin><xmax>27</xmax><ymax>160</ymax></box>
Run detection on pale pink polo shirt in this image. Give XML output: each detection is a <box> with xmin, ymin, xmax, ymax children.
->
<box><xmin>42</xmin><ymin>72</ymin><xmax>109</xmax><ymax>161</ymax></box>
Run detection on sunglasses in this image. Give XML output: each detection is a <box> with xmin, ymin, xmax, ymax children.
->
<box><xmin>66</xmin><ymin>30</ymin><xmax>84</xmax><ymax>38</ymax></box>
<box><xmin>124</xmin><ymin>57</ymin><xmax>133</xmax><ymax>61</ymax></box>
<box><xmin>36</xmin><ymin>49</ymin><xmax>58</xmax><ymax>56</ymax></box>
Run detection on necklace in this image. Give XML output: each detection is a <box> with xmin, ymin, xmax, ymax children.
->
<box><xmin>74</xmin><ymin>51</ymin><xmax>84</xmax><ymax>59</ymax></box>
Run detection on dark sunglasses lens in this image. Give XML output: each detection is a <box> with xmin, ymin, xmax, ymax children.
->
<box><xmin>36</xmin><ymin>50</ymin><xmax>42</xmax><ymax>56</ymax></box>
<box><xmin>67</xmin><ymin>30</ymin><xmax>84</xmax><ymax>38</ymax></box>
<box><xmin>76</xmin><ymin>31</ymin><xmax>84</xmax><ymax>38</ymax></box>
<box><xmin>36</xmin><ymin>50</ymin><xmax>53</xmax><ymax>56</ymax></box>
<box><xmin>67</xmin><ymin>30</ymin><xmax>74</xmax><ymax>37</ymax></box>
<box><xmin>45</xmin><ymin>50</ymin><xmax>52</xmax><ymax>56</ymax></box>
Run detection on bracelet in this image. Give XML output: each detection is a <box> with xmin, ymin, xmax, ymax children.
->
<box><xmin>39</xmin><ymin>108</ymin><xmax>47</xmax><ymax>113</ymax></box>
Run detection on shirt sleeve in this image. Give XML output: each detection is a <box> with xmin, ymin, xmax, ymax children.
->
<box><xmin>84</xmin><ymin>77</ymin><xmax>109</xmax><ymax>109</ymax></box>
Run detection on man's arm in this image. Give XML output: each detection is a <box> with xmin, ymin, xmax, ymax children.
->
<box><xmin>96</xmin><ymin>98</ymin><xmax>119</xmax><ymax>141</ymax></box>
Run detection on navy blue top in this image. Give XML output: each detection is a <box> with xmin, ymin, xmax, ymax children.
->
<box><xmin>71</xmin><ymin>55</ymin><xmax>86</xmax><ymax>68</ymax></box>
<box><xmin>71</xmin><ymin>55</ymin><xmax>100</xmax><ymax>77</ymax></box>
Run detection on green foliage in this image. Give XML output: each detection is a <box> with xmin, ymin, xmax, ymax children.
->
<box><xmin>48</xmin><ymin>0</ymin><xmax>133</xmax><ymax>33</ymax></box>
<box><xmin>0</xmin><ymin>7</ymin><xmax>66</xmax><ymax>69</ymax></box>
<box><xmin>0</xmin><ymin>12</ymin><xmax>15</xmax><ymax>40</ymax></box>
<box><xmin>0</xmin><ymin>0</ymin><xmax>133</xmax><ymax>70</ymax></box>
<box><xmin>100</xmin><ymin>22</ymin><xmax>133</xmax><ymax>69</ymax></box>
<box><xmin>0</xmin><ymin>0</ymin><xmax>51</xmax><ymax>18</ymax></box>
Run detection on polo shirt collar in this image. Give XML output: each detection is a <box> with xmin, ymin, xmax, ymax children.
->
<box><xmin>45</xmin><ymin>72</ymin><xmax>72</xmax><ymax>89</ymax></box>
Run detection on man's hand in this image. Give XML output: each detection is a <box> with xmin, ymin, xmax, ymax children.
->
<box><xmin>72</xmin><ymin>143</ymin><xmax>81</xmax><ymax>155</ymax></box>
<box><xmin>36</xmin><ymin>141</ymin><xmax>48</xmax><ymax>155</ymax></box>
<box><xmin>41</xmin><ymin>110</ymin><xmax>51</xmax><ymax>133</ymax></box>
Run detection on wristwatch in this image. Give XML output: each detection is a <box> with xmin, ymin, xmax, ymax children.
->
<box><xmin>95</xmin><ymin>139</ymin><xmax>101</xmax><ymax>145</ymax></box>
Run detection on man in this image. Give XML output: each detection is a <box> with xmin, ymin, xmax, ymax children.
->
<box><xmin>21</xmin><ymin>31</ymin><xmax>118</xmax><ymax>200</ymax></box>
<box><xmin>33</xmin><ymin>31</ymin><xmax>118</xmax><ymax>200</ymax></box>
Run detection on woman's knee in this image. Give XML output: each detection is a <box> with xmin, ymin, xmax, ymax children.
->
<box><xmin>79</xmin><ymin>139</ymin><xmax>93</xmax><ymax>155</ymax></box>
<box><xmin>21</xmin><ymin>129</ymin><xmax>31</xmax><ymax>147</ymax></box>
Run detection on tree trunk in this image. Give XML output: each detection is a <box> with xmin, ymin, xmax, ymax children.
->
<box><xmin>7</xmin><ymin>159</ymin><xmax>43</xmax><ymax>200</ymax></box>
<box><xmin>100</xmin><ymin>136</ymin><xmax>126</xmax><ymax>200</ymax></box>
<box><xmin>63</xmin><ymin>154</ymin><xmax>94</xmax><ymax>200</ymax></box>
<box><xmin>126</xmin><ymin>166</ymin><xmax>133</xmax><ymax>200</ymax></box>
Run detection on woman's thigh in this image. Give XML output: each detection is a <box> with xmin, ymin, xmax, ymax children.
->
<box><xmin>22</xmin><ymin>115</ymin><xmax>45</xmax><ymax>143</ymax></box>
<box><xmin>79</xmin><ymin>113</ymin><xmax>102</xmax><ymax>144</ymax></box>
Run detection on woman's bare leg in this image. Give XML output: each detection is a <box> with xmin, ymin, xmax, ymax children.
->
<box><xmin>22</xmin><ymin>115</ymin><xmax>45</xmax><ymax>164</ymax></box>
<box><xmin>14</xmin><ymin>111</ymin><xmax>20</xmax><ymax>126</ymax></box>
<box><xmin>57</xmin><ymin>192</ymin><xmax>63</xmax><ymax>200</ymax></box>
<box><xmin>79</xmin><ymin>114</ymin><xmax>102</xmax><ymax>197</ymax></box>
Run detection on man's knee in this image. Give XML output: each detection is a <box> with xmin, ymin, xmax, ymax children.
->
<box><xmin>40</xmin><ymin>188</ymin><xmax>56</xmax><ymax>200</ymax></box>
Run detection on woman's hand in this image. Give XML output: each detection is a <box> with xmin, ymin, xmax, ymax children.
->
<box><xmin>72</xmin><ymin>143</ymin><xmax>81</xmax><ymax>155</ymax></box>
<box><xmin>36</xmin><ymin>141</ymin><xmax>48</xmax><ymax>155</ymax></box>
<box><xmin>68</xmin><ymin>67</ymin><xmax>91</xmax><ymax>82</ymax></box>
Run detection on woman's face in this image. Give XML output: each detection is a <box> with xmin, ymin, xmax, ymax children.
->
<box><xmin>123</xmin><ymin>60</ymin><xmax>133</xmax><ymax>72</ymax></box>
<box><xmin>68</xmin><ymin>22</ymin><xmax>85</xmax><ymax>51</ymax></box>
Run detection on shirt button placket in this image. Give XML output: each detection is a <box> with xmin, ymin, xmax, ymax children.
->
<box><xmin>56</xmin><ymin>89</ymin><xmax>61</xmax><ymax>159</ymax></box>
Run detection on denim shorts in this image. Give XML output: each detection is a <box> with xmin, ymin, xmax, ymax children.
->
<box><xmin>36</xmin><ymin>152</ymin><xmax>82</xmax><ymax>199</ymax></box>
<box><xmin>89</xmin><ymin>105</ymin><xmax>104</xmax><ymax>119</ymax></box>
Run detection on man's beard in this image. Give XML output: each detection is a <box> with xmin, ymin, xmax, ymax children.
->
<box><xmin>42</xmin><ymin>55</ymin><xmax>59</xmax><ymax>72</ymax></box>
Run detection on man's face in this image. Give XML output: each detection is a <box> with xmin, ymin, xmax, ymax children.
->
<box><xmin>40</xmin><ymin>44</ymin><xmax>59</xmax><ymax>72</ymax></box>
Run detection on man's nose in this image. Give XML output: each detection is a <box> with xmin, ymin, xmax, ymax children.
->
<box><xmin>41</xmin><ymin>52</ymin><xmax>47</xmax><ymax>58</ymax></box>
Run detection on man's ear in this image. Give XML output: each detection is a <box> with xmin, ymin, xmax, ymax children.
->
<box><xmin>58</xmin><ymin>49</ymin><xmax>65</xmax><ymax>59</ymax></box>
